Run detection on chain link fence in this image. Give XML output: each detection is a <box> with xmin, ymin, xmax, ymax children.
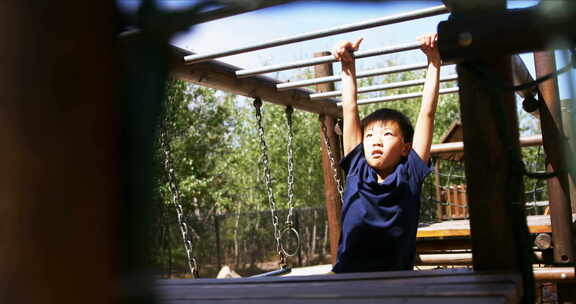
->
<box><xmin>153</xmin><ymin>207</ymin><xmax>331</xmax><ymax>278</ymax></box>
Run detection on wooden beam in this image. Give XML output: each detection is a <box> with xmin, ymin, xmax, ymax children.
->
<box><xmin>511</xmin><ymin>55</ymin><xmax>538</xmax><ymax>100</ymax></box>
<box><xmin>511</xmin><ymin>54</ymin><xmax>543</xmax><ymax>118</ymax></box>
<box><xmin>441</xmin><ymin>1</ymin><xmax>534</xmax><ymax>299</ymax></box>
<box><xmin>417</xmin><ymin>253</ymin><xmax>472</xmax><ymax>265</ymax></box>
<box><xmin>170</xmin><ymin>46</ymin><xmax>341</xmax><ymax>117</ymax></box>
<box><xmin>417</xmin><ymin>238</ymin><xmax>471</xmax><ymax>253</ymax></box>
<box><xmin>315</xmin><ymin>51</ymin><xmax>343</xmax><ymax>265</ymax></box>
<box><xmin>438</xmin><ymin>2</ymin><xmax>576</xmax><ymax>63</ymax></box>
<box><xmin>534</xmin><ymin>267</ymin><xmax>575</xmax><ymax>282</ymax></box>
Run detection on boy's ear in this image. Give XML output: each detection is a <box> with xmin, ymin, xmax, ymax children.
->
<box><xmin>402</xmin><ymin>142</ymin><xmax>412</xmax><ymax>157</ymax></box>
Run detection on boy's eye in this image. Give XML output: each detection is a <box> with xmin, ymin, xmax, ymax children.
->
<box><xmin>384</xmin><ymin>131</ymin><xmax>392</xmax><ymax>136</ymax></box>
<box><xmin>365</xmin><ymin>133</ymin><xmax>372</xmax><ymax>137</ymax></box>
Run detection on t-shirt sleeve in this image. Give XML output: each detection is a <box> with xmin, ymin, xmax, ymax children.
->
<box><xmin>339</xmin><ymin>143</ymin><xmax>364</xmax><ymax>176</ymax></box>
<box><xmin>406</xmin><ymin>149</ymin><xmax>432</xmax><ymax>185</ymax></box>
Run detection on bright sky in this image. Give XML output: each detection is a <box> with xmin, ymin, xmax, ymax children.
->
<box><xmin>173</xmin><ymin>1</ymin><xmax>449</xmax><ymax>72</ymax></box>
<box><xmin>119</xmin><ymin>0</ymin><xmax>574</xmax><ymax>100</ymax></box>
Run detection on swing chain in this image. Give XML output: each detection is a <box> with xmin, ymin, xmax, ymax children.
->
<box><xmin>253</xmin><ymin>98</ymin><xmax>282</xmax><ymax>256</ymax></box>
<box><xmin>320</xmin><ymin>117</ymin><xmax>344</xmax><ymax>205</ymax></box>
<box><xmin>285</xmin><ymin>106</ymin><xmax>295</xmax><ymax>227</ymax></box>
<box><xmin>160</xmin><ymin>131</ymin><xmax>200</xmax><ymax>279</ymax></box>
<box><xmin>282</xmin><ymin>106</ymin><xmax>300</xmax><ymax>257</ymax></box>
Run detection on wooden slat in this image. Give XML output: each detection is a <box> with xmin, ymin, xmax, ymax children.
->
<box><xmin>159</xmin><ymin>299</ymin><xmax>510</xmax><ymax>304</ymax></box>
<box><xmin>156</xmin><ymin>270</ymin><xmax>521</xmax><ymax>304</ymax></box>
<box><xmin>418</xmin><ymin>228</ymin><xmax>471</xmax><ymax>238</ymax></box>
<box><xmin>417</xmin><ymin>239</ymin><xmax>472</xmax><ymax>253</ymax></box>
<box><xmin>158</xmin><ymin>269</ymin><xmax>498</xmax><ymax>285</ymax></box>
<box><xmin>416</xmin><ymin>214</ymin><xmax>575</xmax><ymax>239</ymax></box>
<box><xmin>158</xmin><ymin>284</ymin><xmax>518</xmax><ymax>300</ymax></box>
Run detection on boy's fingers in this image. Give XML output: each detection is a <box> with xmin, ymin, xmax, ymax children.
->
<box><xmin>417</xmin><ymin>34</ymin><xmax>437</xmax><ymax>48</ymax></box>
<box><xmin>333</xmin><ymin>42</ymin><xmax>347</xmax><ymax>61</ymax></box>
<box><xmin>352</xmin><ymin>37</ymin><xmax>363</xmax><ymax>50</ymax></box>
<box><xmin>333</xmin><ymin>39</ymin><xmax>361</xmax><ymax>63</ymax></box>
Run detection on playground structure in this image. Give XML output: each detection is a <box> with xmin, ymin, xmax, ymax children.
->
<box><xmin>166</xmin><ymin>1</ymin><xmax>576</xmax><ymax>302</ymax></box>
<box><xmin>0</xmin><ymin>0</ymin><xmax>575</xmax><ymax>304</ymax></box>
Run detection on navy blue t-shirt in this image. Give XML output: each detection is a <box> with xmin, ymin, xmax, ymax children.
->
<box><xmin>332</xmin><ymin>143</ymin><xmax>431</xmax><ymax>273</ymax></box>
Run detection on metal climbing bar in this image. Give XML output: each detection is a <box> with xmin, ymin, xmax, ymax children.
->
<box><xmin>310</xmin><ymin>74</ymin><xmax>458</xmax><ymax>100</ymax></box>
<box><xmin>277</xmin><ymin>62</ymin><xmax>453</xmax><ymax>90</ymax></box>
<box><xmin>352</xmin><ymin>86</ymin><xmax>459</xmax><ymax>106</ymax></box>
<box><xmin>236</xmin><ymin>41</ymin><xmax>421</xmax><ymax>78</ymax></box>
<box><xmin>184</xmin><ymin>5</ymin><xmax>448</xmax><ymax>64</ymax></box>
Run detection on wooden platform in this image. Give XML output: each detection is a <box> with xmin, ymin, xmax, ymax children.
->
<box><xmin>417</xmin><ymin>214</ymin><xmax>574</xmax><ymax>239</ymax></box>
<box><xmin>415</xmin><ymin>214</ymin><xmax>576</xmax><ymax>253</ymax></box>
<box><xmin>156</xmin><ymin>269</ymin><xmax>522</xmax><ymax>303</ymax></box>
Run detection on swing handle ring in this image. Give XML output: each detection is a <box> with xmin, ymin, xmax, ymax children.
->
<box><xmin>280</xmin><ymin>224</ymin><xmax>300</xmax><ymax>257</ymax></box>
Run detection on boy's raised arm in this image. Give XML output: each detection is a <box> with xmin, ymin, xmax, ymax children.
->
<box><xmin>412</xmin><ymin>33</ymin><xmax>441</xmax><ymax>164</ymax></box>
<box><xmin>333</xmin><ymin>38</ymin><xmax>363</xmax><ymax>156</ymax></box>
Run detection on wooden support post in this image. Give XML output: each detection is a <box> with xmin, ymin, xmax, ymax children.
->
<box><xmin>534</xmin><ymin>50</ymin><xmax>574</xmax><ymax>264</ymax></box>
<box><xmin>457</xmin><ymin>56</ymin><xmax>528</xmax><ymax>270</ymax></box>
<box><xmin>558</xmin><ymin>57</ymin><xmax>576</xmax><ymax>214</ymax></box>
<box><xmin>0</xmin><ymin>2</ymin><xmax>120</xmax><ymax>303</ymax></box>
<box><xmin>315</xmin><ymin>51</ymin><xmax>343</xmax><ymax>264</ymax></box>
<box><xmin>442</xmin><ymin>2</ymin><xmax>533</xmax><ymax>296</ymax></box>
<box><xmin>561</xmin><ymin>99</ymin><xmax>576</xmax><ymax>215</ymax></box>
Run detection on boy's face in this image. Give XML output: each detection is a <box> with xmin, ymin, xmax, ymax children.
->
<box><xmin>363</xmin><ymin>120</ymin><xmax>411</xmax><ymax>173</ymax></box>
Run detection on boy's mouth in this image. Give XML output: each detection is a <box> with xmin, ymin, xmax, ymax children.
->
<box><xmin>371</xmin><ymin>149</ymin><xmax>383</xmax><ymax>157</ymax></box>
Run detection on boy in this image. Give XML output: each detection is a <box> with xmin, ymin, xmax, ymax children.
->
<box><xmin>331</xmin><ymin>34</ymin><xmax>441</xmax><ymax>273</ymax></box>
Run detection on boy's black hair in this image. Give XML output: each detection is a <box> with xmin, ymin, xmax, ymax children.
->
<box><xmin>361</xmin><ymin>108</ymin><xmax>414</xmax><ymax>143</ymax></box>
